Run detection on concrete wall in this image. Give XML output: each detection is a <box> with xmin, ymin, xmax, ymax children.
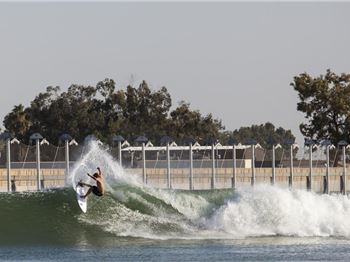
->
<box><xmin>140</xmin><ymin>167</ymin><xmax>348</xmax><ymax>193</ymax></box>
<box><xmin>0</xmin><ymin>167</ymin><xmax>348</xmax><ymax>193</ymax></box>
<box><xmin>0</xmin><ymin>168</ymin><xmax>65</xmax><ymax>192</ymax></box>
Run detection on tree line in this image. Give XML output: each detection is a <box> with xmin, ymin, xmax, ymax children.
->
<box><xmin>2</xmin><ymin>79</ymin><xmax>296</xmax><ymax>146</ymax></box>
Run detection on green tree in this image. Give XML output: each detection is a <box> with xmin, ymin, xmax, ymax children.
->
<box><xmin>291</xmin><ymin>69</ymin><xmax>350</xmax><ymax>144</ymax></box>
<box><xmin>3</xmin><ymin>104</ymin><xmax>32</xmax><ymax>141</ymax></box>
<box><xmin>3</xmin><ymin>80</ymin><xmax>223</xmax><ymax>145</ymax></box>
<box><xmin>220</xmin><ymin>122</ymin><xmax>295</xmax><ymax>149</ymax></box>
<box><xmin>121</xmin><ymin>81</ymin><xmax>172</xmax><ymax>141</ymax></box>
<box><xmin>169</xmin><ymin>101</ymin><xmax>224</xmax><ymax>144</ymax></box>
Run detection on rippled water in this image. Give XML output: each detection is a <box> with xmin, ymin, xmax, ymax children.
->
<box><xmin>2</xmin><ymin>238</ymin><xmax>350</xmax><ymax>261</ymax></box>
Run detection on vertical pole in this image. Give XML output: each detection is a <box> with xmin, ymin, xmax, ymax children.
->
<box><xmin>326</xmin><ymin>145</ymin><xmax>330</xmax><ymax>194</ymax></box>
<box><xmin>272</xmin><ymin>145</ymin><xmax>276</xmax><ymax>185</ymax></box>
<box><xmin>130</xmin><ymin>151</ymin><xmax>134</xmax><ymax>168</ymax></box>
<box><xmin>251</xmin><ymin>145</ymin><xmax>255</xmax><ymax>186</ymax></box>
<box><xmin>232</xmin><ymin>145</ymin><xmax>236</xmax><ymax>189</ymax></box>
<box><xmin>167</xmin><ymin>143</ymin><xmax>171</xmax><ymax>189</ymax></box>
<box><xmin>6</xmin><ymin>138</ymin><xmax>11</xmax><ymax>192</ymax></box>
<box><xmin>216</xmin><ymin>147</ymin><xmax>219</xmax><ymax>171</ymax></box>
<box><xmin>308</xmin><ymin>145</ymin><xmax>312</xmax><ymax>191</ymax></box>
<box><xmin>189</xmin><ymin>143</ymin><xmax>193</xmax><ymax>190</ymax></box>
<box><xmin>65</xmin><ymin>139</ymin><xmax>69</xmax><ymax>186</ymax></box>
<box><xmin>211</xmin><ymin>144</ymin><xmax>216</xmax><ymax>189</ymax></box>
<box><xmin>118</xmin><ymin>141</ymin><xmax>122</xmax><ymax>167</ymax></box>
<box><xmin>36</xmin><ymin>139</ymin><xmax>41</xmax><ymax>191</ymax></box>
<box><xmin>343</xmin><ymin>146</ymin><xmax>346</xmax><ymax>195</ymax></box>
<box><xmin>289</xmin><ymin>145</ymin><xmax>293</xmax><ymax>188</ymax></box>
<box><xmin>142</xmin><ymin>143</ymin><xmax>146</xmax><ymax>184</ymax></box>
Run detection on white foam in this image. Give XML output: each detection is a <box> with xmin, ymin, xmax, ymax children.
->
<box><xmin>208</xmin><ymin>185</ymin><xmax>350</xmax><ymax>238</ymax></box>
<box><xmin>144</xmin><ymin>188</ymin><xmax>212</xmax><ymax>221</ymax></box>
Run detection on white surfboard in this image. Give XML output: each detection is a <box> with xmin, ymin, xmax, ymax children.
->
<box><xmin>76</xmin><ymin>184</ymin><xmax>87</xmax><ymax>213</ymax></box>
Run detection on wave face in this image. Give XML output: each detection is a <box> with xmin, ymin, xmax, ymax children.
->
<box><xmin>1</xmin><ymin>141</ymin><xmax>350</xmax><ymax>245</ymax></box>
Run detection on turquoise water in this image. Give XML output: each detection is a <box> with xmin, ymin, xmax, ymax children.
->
<box><xmin>2</xmin><ymin>142</ymin><xmax>350</xmax><ymax>261</ymax></box>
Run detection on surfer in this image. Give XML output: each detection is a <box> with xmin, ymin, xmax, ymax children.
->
<box><xmin>78</xmin><ymin>167</ymin><xmax>105</xmax><ymax>198</ymax></box>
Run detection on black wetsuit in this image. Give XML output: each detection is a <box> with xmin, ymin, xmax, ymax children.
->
<box><xmin>92</xmin><ymin>186</ymin><xmax>103</xmax><ymax>197</ymax></box>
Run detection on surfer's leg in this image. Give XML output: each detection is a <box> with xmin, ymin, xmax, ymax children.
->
<box><xmin>82</xmin><ymin>187</ymin><xmax>93</xmax><ymax>198</ymax></box>
<box><xmin>78</xmin><ymin>181</ymin><xmax>93</xmax><ymax>187</ymax></box>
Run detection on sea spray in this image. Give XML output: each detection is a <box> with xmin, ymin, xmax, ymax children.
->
<box><xmin>69</xmin><ymin>141</ymin><xmax>141</xmax><ymax>188</ymax></box>
<box><xmin>208</xmin><ymin>185</ymin><xmax>350</xmax><ymax>238</ymax></box>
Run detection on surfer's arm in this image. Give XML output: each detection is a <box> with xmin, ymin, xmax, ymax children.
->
<box><xmin>97</xmin><ymin>167</ymin><xmax>101</xmax><ymax>175</ymax></box>
<box><xmin>87</xmin><ymin>173</ymin><xmax>96</xmax><ymax>180</ymax></box>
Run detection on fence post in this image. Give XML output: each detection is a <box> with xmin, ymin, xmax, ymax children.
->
<box><xmin>36</xmin><ymin>138</ymin><xmax>41</xmax><ymax>191</ymax></box>
<box><xmin>189</xmin><ymin>143</ymin><xmax>193</xmax><ymax>190</ymax></box>
<box><xmin>65</xmin><ymin>139</ymin><xmax>69</xmax><ymax>186</ymax></box>
<box><xmin>59</xmin><ymin>134</ymin><xmax>75</xmax><ymax>186</ymax></box>
<box><xmin>167</xmin><ymin>143</ymin><xmax>171</xmax><ymax>189</ymax></box>
<box><xmin>30</xmin><ymin>133</ymin><xmax>46</xmax><ymax>191</ymax></box>
<box><xmin>326</xmin><ymin>144</ymin><xmax>330</xmax><ymax>194</ymax></box>
<box><xmin>304</xmin><ymin>139</ymin><xmax>315</xmax><ymax>191</ymax></box>
<box><xmin>112</xmin><ymin>135</ymin><xmax>125</xmax><ymax>167</ymax></box>
<box><xmin>211</xmin><ymin>143</ymin><xmax>216</xmax><ymax>189</ymax></box>
<box><xmin>6</xmin><ymin>138</ymin><xmax>11</xmax><ymax>192</ymax></box>
<box><xmin>142</xmin><ymin>143</ymin><xmax>146</xmax><ymax>184</ymax></box>
<box><xmin>118</xmin><ymin>141</ymin><xmax>122</xmax><ymax>166</ymax></box>
<box><xmin>251</xmin><ymin>144</ymin><xmax>255</xmax><ymax>186</ymax></box>
<box><xmin>343</xmin><ymin>145</ymin><xmax>347</xmax><ymax>194</ymax></box>
<box><xmin>232</xmin><ymin>144</ymin><xmax>236</xmax><ymax>189</ymax></box>
<box><xmin>272</xmin><ymin>144</ymin><xmax>276</xmax><ymax>185</ymax></box>
<box><xmin>135</xmin><ymin>136</ymin><xmax>148</xmax><ymax>185</ymax></box>
<box><xmin>289</xmin><ymin>144</ymin><xmax>294</xmax><ymax>188</ymax></box>
<box><xmin>339</xmin><ymin>142</ymin><xmax>348</xmax><ymax>194</ymax></box>
<box><xmin>1</xmin><ymin>133</ymin><xmax>14</xmax><ymax>192</ymax></box>
<box><xmin>308</xmin><ymin>145</ymin><xmax>312</xmax><ymax>191</ymax></box>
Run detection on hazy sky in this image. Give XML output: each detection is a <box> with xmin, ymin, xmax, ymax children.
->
<box><xmin>1</xmin><ymin>2</ymin><xmax>350</xmax><ymax>144</ymax></box>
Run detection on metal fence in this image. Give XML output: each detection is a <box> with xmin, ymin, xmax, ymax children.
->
<box><xmin>1</xmin><ymin>133</ymin><xmax>350</xmax><ymax>193</ymax></box>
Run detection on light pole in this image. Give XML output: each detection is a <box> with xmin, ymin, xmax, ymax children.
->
<box><xmin>285</xmin><ymin>139</ymin><xmax>299</xmax><ymax>189</ymax></box>
<box><xmin>271</xmin><ymin>143</ymin><xmax>282</xmax><ymax>186</ymax></box>
<box><xmin>338</xmin><ymin>140</ymin><xmax>348</xmax><ymax>195</ymax></box>
<box><xmin>135</xmin><ymin>135</ymin><xmax>148</xmax><ymax>184</ymax></box>
<box><xmin>0</xmin><ymin>132</ymin><xmax>18</xmax><ymax>192</ymax></box>
<box><xmin>112</xmin><ymin>135</ymin><xmax>125</xmax><ymax>167</ymax></box>
<box><xmin>246</xmin><ymin>139</ymin><xmax>257</xmax><ymax>187</ymax></box>
<box><xmin>228</xmin><ymin>138</ymin><xmax>238</xmax><ymax>189</ymax></box>
<box><xmin>320</xmin><ymin>140</ymin><xmax>334</xmax><ymax>194</ymax></box>
<box><xmin>161</xmin><ymin>136</ymin><xmax>173</xmax><ymax>189</ymax></box>
<box><xmin>185</xmin><ymin>137</ymin><xmax>196</xmax><ymax>191</ymax></box>
<box><xmin>59</xmin><ymin>134</ymin><xmax>78</xmax><ymax>186</ymax></box>
<box><xmin>30</xmin><ymin>133</ymin><xmax>46</xmax><ymax>191</ymax></box>
<box><xmin>208</xmin><ymin>138</ymin><xmax>218</xmax><ymax>190</ymax></box>
<box><xmin>304</xmin><ymin>139</ymin><xmax>316</xmax><ymax>191</ymax></box>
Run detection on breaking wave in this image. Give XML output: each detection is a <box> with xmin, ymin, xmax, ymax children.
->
<box><xmin>1</xmin><ymin>141</ymin><xmax>350</xmax><ymax>245</ymax></box>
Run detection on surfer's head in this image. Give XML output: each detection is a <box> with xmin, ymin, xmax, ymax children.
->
<box><xmin>93</xmin><ymin>173</ymin><xmax>99</xmax><ymax>178</ymax></box>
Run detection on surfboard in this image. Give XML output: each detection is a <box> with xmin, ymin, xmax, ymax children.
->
<box><xmin>76</xmin><ymin>184</ymin><xmax>87</xmax><ymax>213</ymax></box>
